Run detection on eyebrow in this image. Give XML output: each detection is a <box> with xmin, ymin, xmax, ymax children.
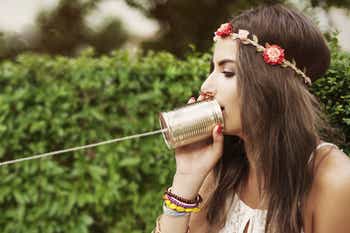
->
<box><xmin>211</xmin><ymin>58</ymin><xmax>236</xmax><ymax>66</ymax></box>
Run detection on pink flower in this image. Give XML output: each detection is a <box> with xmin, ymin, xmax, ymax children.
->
<box><xmin>238</xmin><ymin>29</ymin><xmax>249</xmax><ymax>40</ymax></box>
<box><xmin>214</xmin><ymin>23</ymin><xmax>233</xmax><ymax>38</ymax></box>
<box><xmin>263</xmin><ymin>45</ymin><xmax>285</xmax><ymax>65</ymax></box>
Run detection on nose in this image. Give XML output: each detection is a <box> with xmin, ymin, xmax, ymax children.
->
<box><xmin>200</xmin><ymin>74</ymin><xmax>217</xmax><ymax>98</ymax></box>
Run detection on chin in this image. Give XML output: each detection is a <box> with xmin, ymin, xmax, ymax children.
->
<box><xmin>223</xmin><ymin>127</ymin><xmax>243</xmax><ymax>137</ymax></box>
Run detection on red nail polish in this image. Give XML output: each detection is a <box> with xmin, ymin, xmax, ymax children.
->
<box><xmin>216</xmin><ymin>124</ymin><xmax>222</xmax><ymax>135</ymax></box>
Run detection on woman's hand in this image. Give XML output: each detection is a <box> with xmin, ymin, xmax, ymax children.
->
<box><xmin>173</xmin><ymin>95</ymin><xmax>224</xmax><ymax>184</ymax></box>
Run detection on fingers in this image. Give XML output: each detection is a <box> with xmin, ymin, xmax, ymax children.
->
<box><xmin>187</xmin><ymin>93</ymin><xmax>206</xmax><ymax>105</ymax></box>
<box><xmin>197</xmin><ymin>94</ymin><xmax>205</xmax><ymax>102</ymax></box>
<box><xmin>211</xmin><ymin>124</ymin><xmax>224</xmax><ymax>155</ymax></box>
<box><xmin>187</xmin><ymin>96</ymin><xmax>196</xmax><ymax>104</ymax></box>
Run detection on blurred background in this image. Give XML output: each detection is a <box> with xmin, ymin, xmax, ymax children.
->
<box><xmin>0</xmin><ymin>0</ymin><xmax>350</xmax><ymax>59</ymax></box>
<box><xmin>0</xmin><ymin>1</ymin><xmax>349</xmax><ymax>233</ymax></box>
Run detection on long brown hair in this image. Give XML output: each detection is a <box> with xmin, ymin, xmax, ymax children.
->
<box><xmin>206</xmin><ymin>3</ymin><xmax>344</xmax><ymax>233</ymax></box>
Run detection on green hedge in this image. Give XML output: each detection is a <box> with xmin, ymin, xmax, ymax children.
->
<box><xmin>0</xmin><ymin>41</ymin><xmax>349</xmax><ymax>232</ymax></box>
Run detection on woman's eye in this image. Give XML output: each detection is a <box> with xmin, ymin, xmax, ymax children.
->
<box><xmin>223</xmin><ymin>71</ymin><xmax>235</xmax><ymax>78</ymax></box>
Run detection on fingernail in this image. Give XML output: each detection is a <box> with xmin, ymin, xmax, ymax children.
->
<box><xmin>216</xmin><ymin>124</ymin><xmax>222</xmax><ymax>135</ymax></box>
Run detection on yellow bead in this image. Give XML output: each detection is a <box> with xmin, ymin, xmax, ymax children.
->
<box><xmin>165</xmin><ymin>200</ymin><xmax>171</xmax><ymax>205</ymax></box>
<box><xmin>193</xmin><ymin>207</ymin><xmax>201</xmax><ymax>212</ymax></box>
<box><xmin>185</xmin><ymin>208</ymin><xmax>193</xmax><ymax>212</ymax></box>
<box><xmin>165</xmin><ymin>201</ymin><xmax>171</xmax><ymax>206</ymax></box>
<box><xmin>176</xmin><ymin>206</ymin><xmax>185</xmax><ymax>212</ymax></box>
<box><xmin>169</xmin><ymin>204</ymin><xmax>177</xmax><ymax>209</ymax></box>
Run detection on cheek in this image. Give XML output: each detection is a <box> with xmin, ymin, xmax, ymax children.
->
<box><xmin>218</xmin><ymin>77</ymin><xmax>241</xmax><ymax>131</ymax></box>
<box><xmin>227</xmin><ymin>83</ymin><xmax>240</xmax><ymax>111</ymax></box>
<box><xmin>225</xmin><ymin>92</ymin><xmax>242</xmax><ymax>132</ymax></box>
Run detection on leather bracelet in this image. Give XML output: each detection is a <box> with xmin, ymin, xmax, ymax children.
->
<box><xmin>165</xmin><ymin>187</ymin><xmax>203</xmax><ymax>204</ymax></box>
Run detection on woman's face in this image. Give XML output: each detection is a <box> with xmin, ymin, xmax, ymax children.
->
<box><xmin>200</xmin><ymin>38</ymin><xmax>242</xmax><ymax>136</ymax></box>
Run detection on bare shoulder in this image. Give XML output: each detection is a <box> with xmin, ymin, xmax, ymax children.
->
<box><xmin>311</xmin><ymin>146</ymin><xmax>350</xmax><ymax>233</ymax></box>
<box><xmin>313</xmin><ymin>147</ymin><xmax>350</xmax><ymax>190</ymax></box>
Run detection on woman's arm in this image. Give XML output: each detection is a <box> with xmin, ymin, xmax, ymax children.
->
<box><xmin>152</xmin><ymin>96</ymin><xmax>224</xmax><ymax>233</ymax></box>
<box><xmin>313</xmin><ymin>150</ymin><xmax>350</xmax><ymax>233</ymax></box>
<box><xmin>155</xmin><ymin>170</ymin><xmax>215</xmax><ymax>233</ymax></box>
<box><xmin>188</xmin><ymin>170</ymin><xmax>216</xmax><ymax>233</ymax></box>
<box><xmin>156</xmin><ymin>173</ymin><xmax>207</xmax><ymax>233</ymax></box>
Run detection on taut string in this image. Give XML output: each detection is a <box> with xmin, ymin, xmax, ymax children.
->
<box><xmin>0</xmin><ymin>128</ymin><xmax>168</xmax><ymax>167</ymax></box>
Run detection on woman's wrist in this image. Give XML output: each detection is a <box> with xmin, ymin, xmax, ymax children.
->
<box><xmin>171</xmin><ymin>173</ymin><xmax>206</xmax><ymax>200</ymax></box>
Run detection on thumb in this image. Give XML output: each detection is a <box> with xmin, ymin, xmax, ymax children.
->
<box><xmin>212</xmin><ymin>124</ymin><xmax>224</xmax><ymax>155</ymax></box>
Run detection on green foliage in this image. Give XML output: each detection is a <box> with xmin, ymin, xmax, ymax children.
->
<box><xmin>0</xmin><ymin>49</ymin><xmax>209</xmax><ymax>232</ymax></box>
<box><xmin>0</xmin><ymin>43</ymin><xmax>348</xmax><ymax>232</ymax></box>
<box><xmin>311</xmin><ymin>33</ymin><xmax>350</xmax><ymax>154</ymax></box>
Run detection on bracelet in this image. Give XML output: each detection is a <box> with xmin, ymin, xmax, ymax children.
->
<box><xmin>152</xmin><ymin>215</ymin><xmax>190</xmax><ymax>233</ymax></box>
<box><xmin>151</xmin><ymin>215</ymin><xmax>162</xmax><ymax>233</ymax></box>
<box><xmin>163</xmin><ymin>202</ymin><xmax>190</xmax><ymax>216</ymax></box>
<box><xmin>165</xmin><ymin>187</ymin><xmax>203</xmax><ymax>204</ymax></box>
<box><xmin>163</xmin><ymin>194</ymin><xmax>198</xmax><ymax>208</ymax></box>
<box><xmin>164</xmin><ymin>199</ymin><xmax>201</xmax><ymax>213</ymax></box>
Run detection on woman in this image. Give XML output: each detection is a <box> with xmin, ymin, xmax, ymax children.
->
<box><xmin>153</xmin><ymin>3</ymin><xmax>350</xmax><ymax>233</ymax></box>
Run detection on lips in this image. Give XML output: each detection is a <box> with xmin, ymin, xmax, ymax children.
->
<box><xmin>201</xmin><ymin>94</ymin><xmax>224</xmax><ymax>112</ymax></box>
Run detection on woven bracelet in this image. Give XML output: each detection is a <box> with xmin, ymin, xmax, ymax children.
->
<box><xmin>165</xmin><ymin>187</ymin><xmax>203</xmax><ymax>204</ymax></box>
<box><xmin>164</xmin><ymin>194</ymin><xmax>199</xmax><ymax>208</ymax></box>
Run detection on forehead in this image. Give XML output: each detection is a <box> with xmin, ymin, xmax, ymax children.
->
<box><xmin>213</xmin><ymin>38</ymin><xmax>238</xmax><ymax>63</ymax></box>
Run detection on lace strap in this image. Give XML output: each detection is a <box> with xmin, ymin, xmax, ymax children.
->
<box><xmin>316</xmin><ymin>142</ymin><xmax>338</xmax><ymax>150</ymax></box>
<box><xmin>308</xmin><ymin>142</ymin><xmax>338</xmax><ymax>164</ymax></box>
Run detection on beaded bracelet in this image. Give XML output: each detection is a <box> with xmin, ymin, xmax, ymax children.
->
<box><xmin>163</xmin><ymin>202</ymin><xmax>190</xmax><ymax>217</ymax></box>
<box><xmin>164</xmin><ymin>199</ymin><xmax>201</xmax><ymax>213</ymax></box>
<box><xmin>165</xmin><ymin>187</ymin><xmax>203</xmax><ymax>204</ymax></box>
<box><xmin>163</xmin><ymin>194</ymin><xmax>199</xmax><ymax>211</ymax></box>
<box><xmin>164</xmin><ymin>194</ymin><xmax>198</xmax><ymax>208</ymax></box>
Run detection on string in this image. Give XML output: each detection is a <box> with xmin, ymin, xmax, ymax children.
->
<box><xmin>0</xmin><ymin>128</ymin><xmax>168</xmax><ymax>167</ymax></box>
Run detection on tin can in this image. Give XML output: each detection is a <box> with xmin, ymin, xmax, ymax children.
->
<box><xmin>159</xmin><ymin>99</ymin><xmax>224</xmax><ymax>149</ymax></box>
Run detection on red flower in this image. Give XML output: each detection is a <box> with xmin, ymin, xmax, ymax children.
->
<box><xmin>215</xmin><ymin>23</ymin><xmax>233</xmax><ymax>38</ymax></box>
<box><xmin>263</xmin><ymin>45</ymin><xmax>285</xmax><ymax>65</ymax></box>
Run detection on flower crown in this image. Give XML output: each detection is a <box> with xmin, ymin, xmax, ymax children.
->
<box><xmin>213</xmin><ymin>23</ymin><xmax>312</xmax><ymax>86</ymax></box>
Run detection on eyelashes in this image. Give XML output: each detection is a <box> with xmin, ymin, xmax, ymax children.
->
<box><xmin>209</xmin><ymin>61</ymin><xmax>236</xmax><ymax>78</ymax></box>
<box><xmin>223</xmin><ymin>71</ymin><xmax>235</xmax><ymax>78</ymax></box>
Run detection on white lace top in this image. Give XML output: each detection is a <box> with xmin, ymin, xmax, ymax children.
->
<box><xmin>218</xmin><ymin>142</ymin><xmax>339</xmax><ymax>233</ymax></box>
